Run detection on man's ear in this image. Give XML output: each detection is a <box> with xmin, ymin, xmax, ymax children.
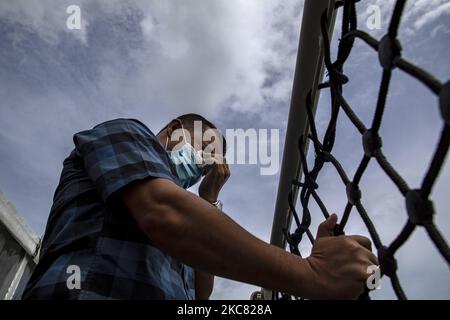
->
<box><xmin>166</xmin><ymin>119</ymin><xmax>182</xmax><ymax>137</ymax></box>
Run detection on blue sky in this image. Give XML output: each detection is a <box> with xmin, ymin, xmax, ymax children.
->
<box><xmin>0</xmin><ymin>0</ymin><xmax>449</xmax><ymax>299</ymax></box>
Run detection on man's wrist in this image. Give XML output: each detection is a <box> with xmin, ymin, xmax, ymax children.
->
<box><xmin>199</xmin><ymin>192</ymin><xmax>218</xmax><ymax>203</ymax></box>
<box><xmin>279</xmin><ymin>252</ymin><xmax>315</xmax><ymax>298</ymax></box>
<box><xmin>199</xmin><ymin>193</ymin><xmax>223</xmax><ymax>211</ymax></box>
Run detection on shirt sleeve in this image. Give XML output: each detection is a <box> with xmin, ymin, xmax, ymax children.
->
<box><xmin>73</xmin><ymin>118</ymin><xmax>180</xmax><ymax>201</ymax></box>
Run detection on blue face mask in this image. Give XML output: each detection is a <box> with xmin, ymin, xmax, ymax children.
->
<box><xmin>166</xmin><ymin>125</ymin><xmax>204</xmax><ymax>189</ymax></box>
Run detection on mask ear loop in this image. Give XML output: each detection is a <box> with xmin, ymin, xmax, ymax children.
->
<box><xmin>177</xmin><ymin>119</ymin><xmax>188</xmax><ymax>144</ymax></box>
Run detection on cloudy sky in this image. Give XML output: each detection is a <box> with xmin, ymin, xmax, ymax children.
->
<box><xmin>0</xmin><ymin>0</ymin><xmax>449</xmax><ymax>299</ymax></box>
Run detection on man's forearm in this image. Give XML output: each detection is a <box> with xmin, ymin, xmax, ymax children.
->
<box><xmin>136</xmin><ymin>183</ymin><xmax>313</xmax><ymax>298</ymax></box>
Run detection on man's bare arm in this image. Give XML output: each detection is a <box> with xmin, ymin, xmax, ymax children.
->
<box><xmin>120</xmin><ymin>178</ymin><xmax>377</xmax><ymax>299</ymax></box>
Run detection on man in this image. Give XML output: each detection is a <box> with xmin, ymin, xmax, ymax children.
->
<box><xmin>23</xmin><ymin>114</ymin><xmax>377</xmax><ymax>300</ymax></box>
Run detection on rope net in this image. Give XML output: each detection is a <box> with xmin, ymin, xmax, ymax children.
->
<box><xmin>280</xmin><ymin>0</ymin><xmax>450</xmax><ymax>300</ymax></box>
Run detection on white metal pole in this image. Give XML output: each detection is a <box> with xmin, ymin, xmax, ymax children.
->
<box><xmin>263</xmin><ymin>0</ymin><xmax>337</xmax><ymax>299</ymax></box>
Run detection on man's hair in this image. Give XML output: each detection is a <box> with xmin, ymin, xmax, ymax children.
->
<box><xmin>160</xmin><ymin>113</ymin><xmax>227</xmax><ymax>153</ymax></box>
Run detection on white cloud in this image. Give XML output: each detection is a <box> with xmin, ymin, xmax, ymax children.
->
<box><xmin>0</xmin><ymin>0</ymin><xmax>302</xmax><ymax>118</ymax></box>
<box><xmin>413</xmin><ymin>1</ymin><xmax>450</xmax><ymax>29</ymax></box>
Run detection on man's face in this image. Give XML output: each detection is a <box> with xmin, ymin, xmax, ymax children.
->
<box><xmin>165</xmin><ymin>122</ymin><xmax>225</xmax><ymax>174</ymax></box>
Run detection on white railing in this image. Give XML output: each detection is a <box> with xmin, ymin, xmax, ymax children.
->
<box><xmin>0</xmin><ymin>192</ymin><xmax>40</xmax><ymax>300</ymax></box>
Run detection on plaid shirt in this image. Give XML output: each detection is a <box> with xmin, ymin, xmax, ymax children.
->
<box><xmin>22</xmin><ymin>119</ymin><xmax>196</xmax><ymax>300</ymax></box>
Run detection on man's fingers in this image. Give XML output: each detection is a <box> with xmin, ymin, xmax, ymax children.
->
<box><xmin>348</xmin><ymin>236</ymin><xmax>378</xmax><ymax>266</ymax></box>
<box><xmin>348</xmin><ymin>235</ymin><xmax>372</xmax><ymax>251</ymax></box>
<box><xmin>368</xmin><ymin>252</ymin><xmax>379</xmax><ymax>266</ymax></box>
<box><xmin>316</xmin><ymin>214</ymin><xmax>338</xmax><ymax>238</ymax></box>
<box><xmin>204</xmin><ymin>160</ymin><xmax>230</xmax><ymax>181</ymax></box>
<box><xmin>359</xmin><ymin>246</ymin><xmax>379</xmax><ymax>266</ymax></box>
<box><xmin>223</xmin><ymin>160</ymin><xmax>230</xmax><ymax>177</ymax></box>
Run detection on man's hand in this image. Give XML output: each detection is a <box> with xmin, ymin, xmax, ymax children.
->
<box><xmin>304</xmin><ymin>214</ymin><xmax>379</xmax><ymax>299</ymax></box>
<box><xmin>198</xmin><ymin>158</ymin><xmax>230</xmax><ymax>203</ymax></box>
